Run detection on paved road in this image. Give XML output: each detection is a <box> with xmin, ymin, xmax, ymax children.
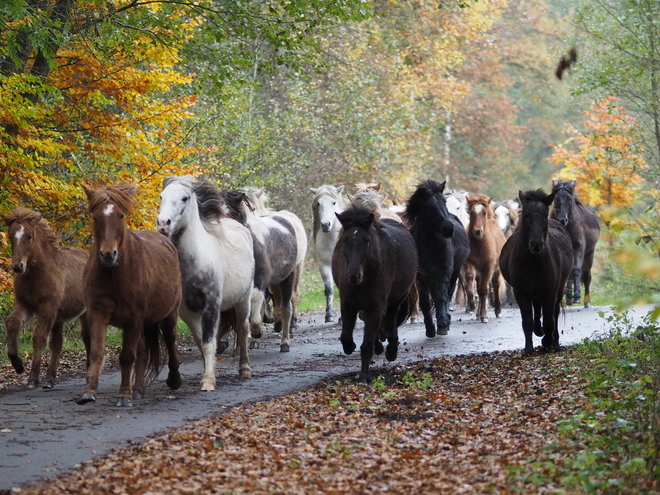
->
<box><xmin>0</xmin><ymin>304</ymin><xmax>645</xmax><ymax>491</ymax></box>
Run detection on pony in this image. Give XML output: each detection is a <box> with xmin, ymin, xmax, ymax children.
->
<box><xmin>499</xmin><ymin>189</ymin><xmax>573</xmax><ymax>355</ymax></box>
<box><xmin>3</xmin><ymin>207</ymin><xmax>89</xmax><ymax>390</ymax></box>
<box><xmin>332</xmin><ymin>203</ymin><xmax>418</xmax><ymax>383</ymax></box>
<box><xmin>464</xmin><ymin>194</ymin><xmax>507</xmax><ymax>322</ymax></box>
<box><xmin>222</xmin><ymin>188</ymin><xmax>299</xmax><ymax>352</ymax></box>
<box><xmin>494</xmin><ymin>198</ymin><xmax>520</xmax><ymax>238</ymax></box>
<box><xmin>310</xmin><ymin>185</ymin><xmax>346</xmax><ymax>323</ymax></box>
<box><xmin>79</xmin><ymin>183</ymin><xmax>182</xmax><ymax>407</ymax></box>
<box><xmin>403</xmin><ymin>180</ymin><xmax>470</xmax><ymax>338</ymax></box>
<box><xmin>349</xmin><ymin>182</ymin><xmax>403</xmax><ymax>224</ymax></box>
<box><xmin>157</xmin><ymin>176</ymin><xmax>255</xmax><ymax>390</ymax></box>
<box><xmin>444</xmin><ymin>190</ymin><xmax>470</xmax><ymax>229</ymax></box>
<box><xmin>550</xmin><ymin>179</ymin><xmax>600</xmax><ymax>307</ymax></box>
<box><xmin>240</xmin><ymin>187</ymin><xmax>307</xmax><ymax>334</ymax></box>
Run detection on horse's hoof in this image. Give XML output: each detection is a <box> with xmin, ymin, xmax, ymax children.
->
<box><xmin>239</xmin><ymin>369</ymin><xmax>252</xmax><ymax>379</ymax></box>
<box><xmin>385</xmin><ymin>347</ymin><xmax>397</xmax><ymax>362</ymax></box>
<box><xmin>274</xmin><ymin>322</ymin><xmax>282</xmax><ymax>333</ymax></box>
<box><xmin>438</xmin><ymin>327</ymin><xmax>448</xmax><ymax>336</ymax></box>
<box><xmin>216</xmin><ymin>340</ymin><xmax>230</xmax><ymax>355</ymax></box>
<box><xmin>250</xmin><ymin>331</ymin><xmax>262</xmax><ymax>340</ymax></box>
<box><xmin>132</xmin><ymin>390</ymin><xmax>143</xmax><ymax>400</ymax></box>
<box><xmin>584</xmin><ymin>302</ymin><xmax>592</xmax><ymax>309</ymax></box>
<box><xmin>280</xmin><ymin>344</ymin><xmax>290</xmax><ymax>353</ymax></box>
<box><xmin>325</xmin><ymin>315</ymin><xmax>334</xmax><ymax>323</ymax></box>
<box><xmin>167</xmin><ymin>371</ymin><xmax>182</xmax><ymax>390</ymax></box>
<box><xmin>249</xmin><ymin>341</ymin><xmax>260</xmax><ymax>350</ymax></box>
<box><xmin>426</xmin><ymin>327</ymin><xmax>436</xmax><ymax>338</ymax></box>
<box><xmin>410</xmin><ymin>317</ymin><xmax>419</xmax><ymax>324</ymax></box>
<box><xmin>77</xmin><ymin>392</ymin><xmax>97</xmax><ymax>405</ymax></box>
<box><xmin>496</xmin><ymin>312</ymin><xmax>502</xmax><ymax>318</ymax></box>
<box><xmin>200</xmin><ymin>382</ymin><xmax>215</xmax><ymax>392</ymax></box>
<box><xmin>42</xmin><ymin>381</ymin><xmax>54</xmax><ymax>390</ymax></box>
<box><xmin>533</xmin><ymin>326</ymin><xmax>544</xmax><ymax>337</ymax></box>
<box><xmin>374</xmin><ymin>341</ymin><xmax>384</xmax><ymax>355</ymax></box>
<box><xmin>115</xmin><ymin>397</ymin><xmax>134</xmax><ymax>407</ymax></box>
<box><xmin>263</xmin><ymin>314</ymin><xmax>275</xmax><ymax>324</ymax></box>
<box><xmin>27</xmin><ymin>380</ymin><xmax>38</xmax><ymax>390</ymax></box>
<box><xmin>342</xmin><ymin>341</ymin><xmax>356</xmax><ymax>355</ymax></box>
<box><xmin>523</xmin><ymin>348</ymin><xmax>534</xmax><ymax>357</ymax></box>
<box><xmin>10</xmin><ymin>358</ymin><xmax>24</xmax><ymax>374</ymax></box>
<box><xmin>481</xmin><ymin>317</ymin><xmax>489</xmax><ymax>323</ymax></box>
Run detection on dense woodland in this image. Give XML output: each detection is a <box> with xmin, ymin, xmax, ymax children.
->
<box><xmin>1</xmin><ymin>0</ymin><xmax>659</xmax><ymax>308</ymax></box>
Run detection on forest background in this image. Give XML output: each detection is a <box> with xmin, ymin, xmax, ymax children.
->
<box><xmin>1</xmin><ymin>0</ymin><xmax>659</xmax><ymax>311</ymax></box>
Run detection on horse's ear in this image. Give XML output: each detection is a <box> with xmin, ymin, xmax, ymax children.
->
<box><xmin>518</xmin><ymin>190</ymin><xmax>526</xmax><ymax>203</ymax></box>
<box><xmin>82</xmin><ymin>184</ymin><xmax>95</xmax><ymax>202</ymax></box>
<box><xmin>310</xmin><ymin>187</ymin><xmax>318</xmax><ymax>194</ymax></box>
<box><xmin>439</xmin><ymin>181</ymin><xmax>447</xmax><ymax>193</ymax></box>
<box><xmin>337</xmin><ymin>185</ymin><xmax>345</xmax><ymax>194</ymax></box>
<box><xmin>374</xmin><ymin>183</ymin><xmax>381</xmax><ymax>192</ymax></box>
<box><xmin>568</xmin><ymin>180</ymin><xmax>577</xmax><ymax>190</ymax></box>
<box><xmin>163</xmin><ymin>176</ymin><xmax>177</xmax><ymax>190</ymax></box>
<box><xmin>543</xmin><ymin>192</ymin><xmax>556</xmax><ymax>206</ymax></box>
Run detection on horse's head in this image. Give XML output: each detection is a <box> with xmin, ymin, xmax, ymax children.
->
<box><xmin>467</xmin><ymin>194</ymin><xmax>493</xmax><ymax>239</ymax></box>
<box><xmin>336</xmin><ymin>206</ymin><xmax>378</xmax><ymax>285</ymax></box>
<box><xmin>408</xmin><ymin>180</ymin><xmax>454</xmax><ymax>238</ymax></box>
<box><xmin>311</xmin><ymin>185</ymin><xmax>345</xmax><ymax>233</ymax></box>
<box><xmin>551</xmin><ymin>179</ymin><xmax>577</xmax><ymax>227</ymax></box>
<box><xmin>3</xmin><ymin>207</ymin><xmax>57</xmax><ymax>274</ymax></box>
<box><xmin>519</xmin><ymin>189</ymin><xmax>555</xmax><ymax>255</ymax></box>
<box><xmin>445</xmin><ymin>191</ymin><xmax>469</xmax><ymax>229</ymax></box>
<box><xmin>84</xmin><ymin>182</ymin><xmax>137</xmax><ymax>267</ymax></box>
<box><xmin>157</xmin><ymin>175</ymin><xmax>197</xmax><ymax>240</ymax></box>
<box><xmin>222</xmin><ymin>190</ymin><xmax>250</xmax><ymax>225</ymax></box>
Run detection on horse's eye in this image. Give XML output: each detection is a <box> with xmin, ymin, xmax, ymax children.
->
<box><xmin>183</xmin><ymin>196</ymin><xmax>189</xmax><ymax>202</ymax></box>
<box><xmin>332</xmin><ymin>201</ymin><xmax>336</xmax><ymax>206</ymax></box>
<box><xmin>27</xmin><ymin>235</ymin><xmax>32</xmax><ymax>240</ymax></box>
<box><xmin>119</xmin><ymin>214</ymin><xmax>124</xmax><ymax>220</ymax></box>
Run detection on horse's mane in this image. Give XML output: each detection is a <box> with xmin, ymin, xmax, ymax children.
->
<box><xmin>467</xmin><ymin>193</ymin><xmax>495</xmax><ymax>218</ymax></box>
<box><xmin>340</xmin><ymin>203</ymin><xmax>382</xmax><ymax>230</ymax></box>
<box><xmin>86</xmin><ymin>182</ymin><xmax>137</xmax><ymax>215</ymax></box>
<box><xmin>4</xmin><ymin>207</ymin><xmax>59</xmax><ymax>246</ymax></box>
<box><xmin>222</xmin><ymin>189</ymin><xmax>249</xmax><ymax>224</ymax></box>
<box><xmin>524</xmin><ymin>188</ymin><xmax>551</xmax><ymax>203</ymax></box>
<box><xmin>311</xmin><ymin>185</ymin><xmax>346</xmax><ymax>236</ymax></box>
<box><xmin>403</xmin><ymin>179</ymin><xmax>445</xmax><ymax>225</ymax></box>
<box><xmin>348</xmin><ymin>188</ymin><xmax>387</xmax><ymax>219</ymax></box>
<box><xmin>193</xmin><ymin>181</ymin><xmax>228</xmax><ymax>225</ymax></box>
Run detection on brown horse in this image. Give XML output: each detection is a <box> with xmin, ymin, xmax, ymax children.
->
<box><xmin>78</xmin><ymin>183</ymin><xmax>182</xmax><ymax>407</ymax></box>
<box><xmin>3</xmin><ymin>207</ymin><xmax>89</xmax><ymax>390</ymax></box>
<box><xmin>464</xmin><ymin>194</ymin><xmax>506</xmax><ymax>322</ymax></box>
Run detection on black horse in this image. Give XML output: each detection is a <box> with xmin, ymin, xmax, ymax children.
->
<box><xmin>499</xmin><ymin>189</ymin><xmax>573</xmax><ymax>355</ymax></box>
<box><xmin>332</xmin><ymin>203</ymin><xmax>418</xmax><ymax>383</ymax></box>
<box><xmin>551</xmin><ymin>179</ymin><xmax>601</xmax><ymax>307</ymax></box>
<box><xmin>403</xmin><ymin>179</ymin><xmax>470</xmax><ymax>338</ymax></box>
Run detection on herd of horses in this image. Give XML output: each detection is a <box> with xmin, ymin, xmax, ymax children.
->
<box><xmin>3</xmin><ymin>176</ymin><xmax>600</xmax><ymax>402</ymax></box>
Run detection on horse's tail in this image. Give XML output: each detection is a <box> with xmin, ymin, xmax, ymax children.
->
<box><xmin>143</xmin><ymin>323</ymin><xmax>165</xmax><ymax>384</ymax></box>
<box><xmin>396</xmin><ymin>282</ymin><xmax>419</xmax><ymax>327</ymax></box>
<box><xmin>218</xmin><ymin>309</ymin><xmax>236</xmax><ymax>340</ymax></box>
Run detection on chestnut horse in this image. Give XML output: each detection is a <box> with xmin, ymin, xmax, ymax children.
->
<box><xmin>551</xmin><ymin>179</ymin><xmax>601</xmax><ymax>307</ymax></box>
<box><xmin>332</xmin><ymin>203</ymin><xmax>418</xmax><ymax>383</ymax></box>
<box><xmin>78</xmin><ymin>183</ymin><xmax>182</xmax><ymax>407</ymax></box>
<box><xmin>499</xmin><ymin>189</ymin><xmax>573</xmax><ymax>354</ymax></box>
<box><xmin>3</xmin><ymin>207</ymin><xmax>89</xmax><ymax>390</ymax></box>
<box><xmin>464</xmin><ymin>194</ymin><xmax>506</xmax><ymax>322</ymax></box>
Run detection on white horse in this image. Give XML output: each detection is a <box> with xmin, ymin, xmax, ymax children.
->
<box><xmin>310</xmin><ymin>185</ymin><xmax>346</xmax><ymax>323</ymax></box>
<box><xmin>494</xmin><ymin>198</ymin><xmax>520</xmax><ymax>238</ymax></box>
<box><xmin>157</xmin><ymin>176</ymin><xmax>255</xmax><ymax>391</ymax></box>
<box><xmin>444</xmin><ymin>190</ymin><xmax>470</xmax><ymax>229</ymax></box>
<box><xmin>240</xmin><ymin>187</ymin><xmax>307</xmax><ymax>335</ymax></box>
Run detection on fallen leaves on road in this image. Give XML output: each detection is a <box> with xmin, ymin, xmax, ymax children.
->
<box><xmin>14</xmin><ymin>349</ymin><xmax>610</xmax><ymax>494</ymax></box>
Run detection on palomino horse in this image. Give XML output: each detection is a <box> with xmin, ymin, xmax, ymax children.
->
<box><xmin>500</xmin><ymin>189</ymin><xmax>573</xmax><ymax>355</ymax></box>
<box><xmin>240</xmin><ymin>187</ymin><xmax>307</xmax><ymax>334</ymax></box>
<box><xmin>403</xmin><ymin>180</ymin><xmax>470</xmax><ymax>338</ymax></box>
<box><xmin>551</xmin><ymin>179</ymin><xmax>601</xmax><ymax>307</ymax></box>
<box><xmin>222</xmin><ymin>189</ymin><xmax>299</xmax><ymax>352</ymax></box>
<box><xmin>79</xmin><ymin>183</ymin><xmax>182</xmax><ymax>407</ymax></box>
<box><xmin>464</xmin><ymin>194</ymin><xmax>507</xmax><ymax>323</ymax></box>
<box><xmin>310</xmin><ymin>185</ymin><xmax>346</xmax><ymax>323</ymax></box>
<box><xmin>158</xmin><ymin>176</ymin><xmax>254</xmax><ymax>390</ymax></box>
<box><xmin>332</xmin><ymin>203</ymin><xmax>418</xmax><ymax>383</ymax></box>
<box><xmin>3</xmin><ymin>207</ymin><xmax>89</xmax><ymax>390</ymax></box>
<box><xmin>349</xmin><ymin>182</ymin><xmax>403</xmax><ymax>223</ymax></box>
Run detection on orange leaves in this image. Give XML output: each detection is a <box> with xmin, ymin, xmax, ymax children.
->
<box><xmin>549</xmin><ymin>96</ymin><xmax>647</xmax><ymax>211</ymax></box>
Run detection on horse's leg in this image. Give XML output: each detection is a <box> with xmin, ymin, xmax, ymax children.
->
<box><xmin>339</xmin><ymin>300</ymin><xmax>358</xmax><ymax>355</ymax></box>
<box><xmin>233</xmin><ymin>298</ymin><xmax>252</xmax><ymax>379</ymax></box>
<box><xmin>582</xmin><ymin>248</ymin><xmax>595</xmax><ymax>308</ymax></box>
<box><xmin>200</xmin><ymin>309</ymin><xmax>220</xmax><ymax>391</ymax></box>
<box><xmin>541</xmin><ymin>298</ymin><xmax>559</xmax><ymax>351</ymax></box>
<box><xmin>476</xmin><ymin>269</ymin><xmax>491</xmax><ymax>323</ymax></box>
<box><xmin>6</xmin><ymin>304</ymin><xmax>29</xmax><ymax>375</ymax></box>
<box><xmin>27</xmin><ymin>308</ymin><xmax>58</xmax><ymax>389</ymax></box>
<box><xmin>161</xmin><ymin>311</ymin><xmax>182</xmax><ymax>390</ymax></box>
<box><xmin>359</xmin><ymin>311</ymin><xmax>380</xmax><ymax>383</ymax></box>
<box><xmin>464</xmin><ymin>264</ymin><xmax>476</xmax><ymax>314</ymax></box>
<box><xmin>131</xmin><ymin>326</ymin><xmax>150</xmax><ymax>401</ymax></box>
<box><xmin>249</xmin><ymin>288</ymin><xmax>265</xmax><ymax>350</ymax></box>
<box><xmin>418</xmin><ymin>279</ymin><xmax>435</xmax><ymax>338</ymax></box>
<box><xmin>516</xmin><ymin>293</ymin><xmax>535</xmax><ymax>355</ymax></box>
<box><xmin>78</xmin><ymin>312</ymin><xmax>109</xmax><ymax>404</ymax></box>
<box><xmin>80</xmin><ymin>313</ymin><xmax>91</xmax><ymax>371</ymax></box>
<box><xmin>115</xmin><ymin>322</ymin><xmax>142</xmax><ymax>407</ymax></box>
<box><xmin>433</xmin><ymin>277</ymin><xmax>452</xmax><ymax>335</ymax></box>
<box><xmin>42</xmin><ymin>320</ymin><xmax>64</xmax><ymax>390</ymax></box>
<box><xmin>290</xmin><ymin>261</ymin><xmax>304</xmax><ymax>331</ymax></box>
<box><xmin>492</xmin><ymin>271</ymin><xmax>503</xmax><ymax>318</ymax></box>
<box><xmin>532</xmin><ymin>299</ymin><xmax>543</xmax><ymax>337</ymax></box>
<box><xmin>277</xmin><ymin>276</ymin><xmax>295</xmax><ymax>353</ymax></box>
<box><xmin>320</xmin><ymin>263</ymin><xmax>335</xmax><ymax>323</ymax></box>
<box><xmin>384</xmin><ymin>300</ymin><xmax>404</xmax><ymax>362</ymax></box>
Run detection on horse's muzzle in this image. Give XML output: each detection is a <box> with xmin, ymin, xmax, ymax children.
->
<box><xmin>558</xmin><ymin>217</ymin><xmax>569</xmax><ymax>226</ymax></box>
<box><xmin>320</xmin><ymin>223</ymin><xmax>332</xmax><ymax>233</ymax></box>
<box><xmin>472</xmin><ymin>229</ymin><xmax>484</xmax><ymax>238</ymax></box>
<box><xmin>11</xmin><ymin>262</ymin><xmax>25</xmax><ymax>274</ymax></box>
<box><xmin>529</xmin><ymin>241</ymin><xmax>544</xmax><ymax>255</ymax></box>
<box><xmin>348</xmin><ymin>272</ymin><xmax>363</xmax><ymax>285</ymax></box>
<box><xmin>157</xmin><ymin>218</ymin><xmax>171</xmax><ymax>237</ymax></box>
<box><xmin>99</xmin><ymin>250</ymin><xmax>118</xmax><ymax>267</ymax></box>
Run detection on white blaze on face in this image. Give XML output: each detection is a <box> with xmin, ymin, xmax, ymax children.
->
<box><xmin>103</xmin><ymin>204</ymin><xmax>115</xmax><ymax>216</ymax></box>
<box><xmin>14</xmin><ymin>225</ymin><xmax>25</xmax><ymax>245</ymax></box>
<box><xmin>473</xmin><ymin>204</ymin><xmax>484</xmax><ymax>214</ymax></box>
